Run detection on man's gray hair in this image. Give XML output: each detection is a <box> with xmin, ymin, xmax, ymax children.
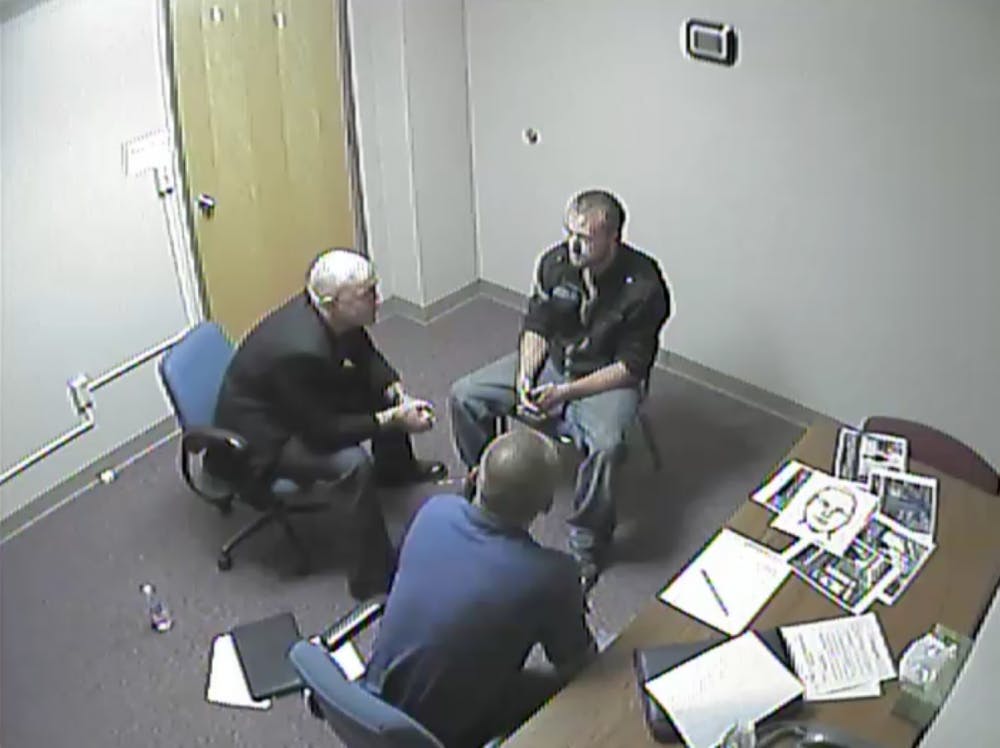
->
<box><xmin>306</xmin><ymin>248</ymin><xmax>374</xmax><ymax>306</ymax></box>
<box><xmin>567</xmin><ymin>189</ymin><xmax>627</xmax><ymax>237</ymax></box>
<box><xmin>478</xmin><ymin>430</ymin><xmax>561</xmax><ymax>523</ymax></box>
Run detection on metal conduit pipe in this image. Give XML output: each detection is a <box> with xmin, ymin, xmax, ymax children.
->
<box><xmin>0</xmin><ymin>329</ymin><xmax>190</xmax><ymax>487</ymax></box>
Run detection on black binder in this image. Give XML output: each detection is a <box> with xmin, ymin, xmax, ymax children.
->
<box><xmin>230</xmin><ymin>612</ymin><xmax>304</xmax><ymax>700</ymax></box>
<box><xmin>632</xmin><ymin>629</ymin><xmax>801</xmax><ymax>743</ymax></box>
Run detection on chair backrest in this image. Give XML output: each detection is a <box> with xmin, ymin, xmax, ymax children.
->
<box><xmin>863</xmin><ymin>416</ymin><xmax>1000</xmax><ymax>495</ymax></box>
<box><xmin>288</xmin><ymin>641</ymin><xmax>444</xmax><ymax>748</ymax></box>
<box><xmin>159</xmin><ymin>322</ymin><xmax>235</xmax><ymax>431</ymax></box>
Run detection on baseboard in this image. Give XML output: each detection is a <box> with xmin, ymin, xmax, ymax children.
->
<box><xmin>379</xmin><ymin>281</ymin><xmax>485</xmax><ymax>324</ymax></box>
<box><xmin>657</xmin><ymin>350</ymin><xmax>825</xmax><ymax>428</ymax></box>
<box><xmin>0</xmin><ymin>418</ymin><xmax>178</xmax><ymax>543</ymax></box>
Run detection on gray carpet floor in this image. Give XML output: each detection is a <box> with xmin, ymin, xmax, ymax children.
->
<box><xmin>0</xmin><ymin>297</ymin><xmax>802</xmax><ymax>748</ymax></box>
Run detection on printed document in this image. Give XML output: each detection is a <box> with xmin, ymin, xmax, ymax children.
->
<box><xmin>780</xmin><ymin>613</ymin><xmax>896</xmax><ymax>700</ymax></box>
<box><xmin>644</xmin><ymin>631</ymin><xmax>803</xmax><ymax>748</ymax></box>
<box><xmin>659</xmin><ymin>528</ymin><xmax>791</xmax><ymax>636</ymax></box>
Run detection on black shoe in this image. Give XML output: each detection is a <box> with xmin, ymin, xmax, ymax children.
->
<box><xmin>376</xmin><ymin>459</ymin><xmax>448</xmax><ymax>487</ymax></box>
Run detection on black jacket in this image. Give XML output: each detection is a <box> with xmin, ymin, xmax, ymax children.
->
<box><xmin>523</xmin><ymin>242</ymin><xmax>670</xmax><ymax>380</ymax></box>
<box><xmin>212</xmin><ymin>293</ymin><xmax>398</xmax><ymax>476</ymax></box>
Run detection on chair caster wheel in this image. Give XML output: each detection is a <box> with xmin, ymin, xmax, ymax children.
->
<box><xmin>217</xmin><ymin>553</ymin><xmax>233</xmax><ymax>571</ymax></box>
<box><xmin>218</xmin><ymin>503</ymin><xmax>233</xmax><ymax>516</ymax></box>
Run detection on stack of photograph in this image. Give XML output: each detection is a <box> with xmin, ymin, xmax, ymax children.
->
<box><xmin>750</xmin><ymin>427</ymin><xmax>938</xmax><ymax>615</ymax></box>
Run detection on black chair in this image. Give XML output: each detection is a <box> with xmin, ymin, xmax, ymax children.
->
<box><xmin>159</xmin><ymin>321</ymin><xmax>333</xmax><ymax>573</ymax></box>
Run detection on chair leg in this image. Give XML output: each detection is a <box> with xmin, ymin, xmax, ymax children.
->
<box><xmin>638</xmin><ymin>411</ymin><xmax>663</xmax><ymax>472</ymax></box>
<box><xmin>219</xmin><ymin>511</ymin><xmax>279</xmax><ymax>571</ymax></box>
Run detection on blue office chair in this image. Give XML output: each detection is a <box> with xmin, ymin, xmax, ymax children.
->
<box><xmin>159</xmin><ymin>321</ymin><xmax>331</xmax><ymax>574</ymax></box>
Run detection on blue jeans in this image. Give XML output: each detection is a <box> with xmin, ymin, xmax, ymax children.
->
<box><xmin>449</xmin><ymin>352</ymin><xmax>639</xmax><ymax>558</ymax></box>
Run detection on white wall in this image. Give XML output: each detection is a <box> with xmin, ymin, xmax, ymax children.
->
<box><xmin>349</xmin><ymin>0</ymin><xmax>476</xmax><ymax>306</ymax></box>
<box><xmin>467</xmin><ymin>0</ymin><xmax>1000</xmax><ymax>466</ymax></box>
<box><xmin>0</xmin><ymin>0</ymin><xmax>191</xmax><ymax>518</ymax></box>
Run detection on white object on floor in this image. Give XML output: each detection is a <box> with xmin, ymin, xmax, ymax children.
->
<box><xmin>659</xmin><ymin>528</ymin><xmax>791</xmax><ymax>636</ymax></box>
<box><xmin>206</xmin><ymin>633</ymin><xmax>272</xmax><ymax>710</ymax></box>
<box><xmin>644</xmin><ymin>631</ymin><xmax>803</xmax><ymax>748</ymax></box>
<box><xmin>780</xmin><ymin>612</ymin><xmax>895</xmax><ymax>700</ymax></box>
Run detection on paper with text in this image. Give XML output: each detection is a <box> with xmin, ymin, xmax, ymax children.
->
<box><xmin>780</xmin><ymin>613</ymin><xmax>896</xmax><ymax>700</ymax></box>
<box><xmin>644</xmin><ymin>631</ymin><xmax>803</xmax><ymax>748</ymax></box>
<box><xmin>660</xmin><ymin>528</ymin><xmax>791</xmax><ymax>636</ymax></box>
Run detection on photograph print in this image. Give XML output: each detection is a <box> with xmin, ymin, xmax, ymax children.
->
<box><xmin>869</xmin><ymin>468</ymin><xmax>938</xmax><ymax>538</ymax></box>
<box><xmin>834</xmin><ymin>427</ymin><xmax>861</xmax><ymax>482</ymax></box>
<box><xmin>856</xmin><ymin>432</ymin><xmax>908</xmax><ymax>484</ymax></box>
<box><xmin>785</xmin><ymin>537</ymin><xmax>900</xmax><ymax>615</ymax></box>
<box><xmin>751</xmin><ymin>460</ymin><xmax>817</xmax><ymax>513</ymax></box>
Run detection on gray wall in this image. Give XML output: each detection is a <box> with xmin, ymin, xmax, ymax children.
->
<box><xmin>349</xmin><ymin>0</ymin><xmax>476</xmax><ymax>305</ymax></box>
<box><xmin>0</xmin><ymin>0</ymin><xmax>192</xmax><ymax>518</ymax></box>
<box><xmin>466</xmin><ymin>0</ymin><xmax>1000</xmax><ymax>466</ymax></box>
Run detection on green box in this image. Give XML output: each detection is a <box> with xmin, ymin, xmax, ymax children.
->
<box><xmin>892</xmin><ymin>624</ymin><xmax>973</xmax><ymax>728</ymax></box>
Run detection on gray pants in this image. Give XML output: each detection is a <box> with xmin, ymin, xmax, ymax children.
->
<box><xmin>449</xmin><ymin>352</ymin><xmax>639</xmax><ymax>558</ymax></box>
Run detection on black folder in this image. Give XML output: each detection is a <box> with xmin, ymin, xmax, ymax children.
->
<box><xmin>632</xmin><ymin>629</ymin><xmax>801</xmax><ymax>743</ymax></box>
<box><xmin>230</xmin><ymin>612</ymin><xmax>304</xmax><ymax>700</ymax></box>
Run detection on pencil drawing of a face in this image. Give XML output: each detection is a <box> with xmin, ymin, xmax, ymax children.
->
<box><xmin>801</xmin><ymin>487</ymin><xmax>857</xmax><ymax>538</ymax></box>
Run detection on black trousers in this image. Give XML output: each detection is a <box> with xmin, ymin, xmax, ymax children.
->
<box><xmin>271</xmin><ymin>430</ymin><xmax>417</xmax><ymax>591</ymax></box>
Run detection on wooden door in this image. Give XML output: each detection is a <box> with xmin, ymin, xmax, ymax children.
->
<box><xmin>171</xmin><ymin>0</ymin><xmax>356</xmax><ymax>339</ymax></box>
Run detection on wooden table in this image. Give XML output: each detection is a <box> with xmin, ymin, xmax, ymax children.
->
<box><xmin>506</xmin><ymin>420</ymin><xmax>1000</xmax><ymax>747</ymax></box>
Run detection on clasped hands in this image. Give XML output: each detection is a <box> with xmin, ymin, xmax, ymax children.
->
<box><xmin>516</xmin><ymin>378</ymin><xmax>571</xmax><ymax>424</ymax></box>
<box><xmin>379</xmin><ymin>382</ymin><xmax>436</xmax><ymax>433</ymax></box>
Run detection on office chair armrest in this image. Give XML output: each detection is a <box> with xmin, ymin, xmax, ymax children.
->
<box><xmin>179</xmin><ymin>426</ymin><xmax>249</xmax><ymax>501</ymax></box>
<box><xmin>317</xmin><ymin>595</ymin><xmax>387</xmax><ymax>652</ymax></box>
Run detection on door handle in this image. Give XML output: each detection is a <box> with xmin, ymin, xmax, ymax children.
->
<box><xmin>196</xmin><ymin>193</ymin><xmax>217</xmax><ymax>218</ymax></box>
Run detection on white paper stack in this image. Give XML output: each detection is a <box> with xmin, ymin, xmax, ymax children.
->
<box><xmin>780</xmin><ymin>613</ymin><xmax>896</xmax><ymax>701</ymax></box>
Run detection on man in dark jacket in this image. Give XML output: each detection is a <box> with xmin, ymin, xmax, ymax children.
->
<box><xmin>450</xmin><ymin>189</ymin><xmax>671</xmax><ymax>590</ymax></box>
<box><xmin>212</xmin><ymin>248</ymin><xmax>446</xmax><ymax>598</ymax></box>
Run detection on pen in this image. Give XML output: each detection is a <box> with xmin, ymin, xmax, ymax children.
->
<box><xmin>701</xmin><ymin>569</ymin><xmax>730</xmax><ymax>617</ymax></box>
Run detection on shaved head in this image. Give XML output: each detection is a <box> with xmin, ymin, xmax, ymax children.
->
<box><xmin>477</xmin><ymin>430</ymin><xmax>561</xmax><ymax>526</ymax></box>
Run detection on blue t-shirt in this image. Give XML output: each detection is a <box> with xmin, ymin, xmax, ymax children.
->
<box><xmin>364</xmin><ymin>495</ymin><xmax>593</xmax><ymax>746</ymax></box>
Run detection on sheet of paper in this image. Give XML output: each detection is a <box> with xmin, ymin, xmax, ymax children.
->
<box><xmin>206</xmin><ymin>633</ymin><xmax>272</xmax><ymax>710</ymax></box>
<box><xmin>331</xmin><ymin>640</ymin><xmax>366</xmax><ymax>681</ymax></box>
<box><xmin>644</xmin><ymin>631</ymin><xmax>803</xmax><ymax>748</ymax></box>
<box><xmin>659</xmin><ymin>528</ymin><xmax>791</xmax><ymax>636</ymax></box>
<box><xmin>780</xmin><ymin>613</ymin><xmax>896</xmax><ymax>700</ymax></box>
<box><xmin>771</xmin><ymin>474</ymin><xmax>879</xmax><ymax>556</ymax></box>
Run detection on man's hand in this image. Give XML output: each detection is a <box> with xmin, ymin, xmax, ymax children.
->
<box><xmin>529</xmin><ymin>382</ymin><xmax>571</xmax><ymax>414</ymax></box>
<box><xmin>384</xmin><ymin>381</ymin><xmax>406</xmax><ymax>406</ymax></box>
<box><xmin>378</xmin><ymin>399</ymin><xmax>436</xmax><ymax>433</ymax></box>
<box><xmin>515</xmin><ymin>377</ymin><xmax>548</xmax><ymax>424</ymax></box>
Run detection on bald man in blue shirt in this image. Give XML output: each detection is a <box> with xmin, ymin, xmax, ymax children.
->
<box><xmin>364</xmin><ymin>430</ymin><xmax>596</xmax><ymax>747</ymax></box>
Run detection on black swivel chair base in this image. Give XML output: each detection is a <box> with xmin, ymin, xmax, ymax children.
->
<box><xmin>217</xmin><ymin>500</ymin><xmax>331</xmax><ymax>575</ymax></box>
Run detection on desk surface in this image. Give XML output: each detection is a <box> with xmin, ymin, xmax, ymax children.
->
<box><xmin>506</xmin><ymin>420</ymin><xmax>1000</xmax><ymax>748</ymax></box>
